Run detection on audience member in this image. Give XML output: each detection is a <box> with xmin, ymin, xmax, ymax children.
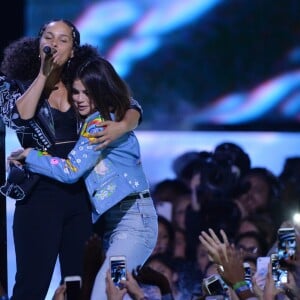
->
<box><xmin>171</xmin><ymin>194</ymin><xmax>191</xmax><ymax>231</ymax></box>
<box><xmin>151</xmin><ymin>179</ymin><xmax>191</xmax><ymax>223</ymax></box>
<box><xmin>236</xmin><ymin>214</ymin><xmax>277</xmax><ymax>249</ymax></box>
<box><xmin>173</xmin><ymin>228</ymin><xmax>187</xmax><ymax>259</ymax></box>
<box><xmin>278</xmin><ymin>156</ymin><xmax>300</xmax><ymax>221</ymax></box>
<box><xmin>172</xmin><ymin>151</ymin><xmax>211</xmax><ymax>187</ymax></box>
<box><xmin>234</xmin><ymin>231</ymin><xmax>269</xmax><ymax>260</ymax></box>
<box><xmin>195</xmin><ymin>240</ymin><xmax>210</xmax><ymax>275</ymax></box>
<box><xmin>133</xmin><ymin>265</ymin><xmax>173</xmax><ymax>300</ymax></box>
<box><xmin>234</xmin><ymin>167</ymin><xmax>283</xmax><ymax>227</ymax></box>
<box><xmin>145</xmin><ymin>254</ymin><xmax>179</xmax><ymax>299</ymax></box>
<box><xmin>151</xmin><ymin>216</ymin><xmax>174</xmax><ymax>257</ymax></box>
<box><xmin>214</xmin><ymin>142</ymin><xmax>251</xmax><ymax>181</ymax></box>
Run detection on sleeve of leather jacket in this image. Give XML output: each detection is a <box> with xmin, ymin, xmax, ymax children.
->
<box><xmin>130</xmin><ymin>97</ymin><xmax>143</xmax><ymax>124</ymax></box>
<box><xmin>0</xmin><ymin>74</ymin><xmax>24</xmax><ymax>128</ymax></box>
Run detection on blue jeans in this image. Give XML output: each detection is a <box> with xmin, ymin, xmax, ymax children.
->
<box><xmin>91</xmin><ymin>196</ymin><xmax>158</xmax><ymax>300</ymax></box>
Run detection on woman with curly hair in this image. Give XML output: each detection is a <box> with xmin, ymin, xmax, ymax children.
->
<box><xmin>0</xmin><ymin>19</ymin><xmax>142</xmax><ymax>300</ymax></box>
<box><xmin>10</xmin><ymin>44</ymin><xmax>158</xmax><ymax>300</ymax></box>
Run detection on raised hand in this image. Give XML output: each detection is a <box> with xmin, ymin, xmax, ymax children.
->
<box><xmin>198</xmin><ymin>228</ymin><xmax>230</xmax><ymax>264</ymax></box>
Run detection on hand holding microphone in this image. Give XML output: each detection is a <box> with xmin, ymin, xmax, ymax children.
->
<box><xmin>41</xmin><ymin>46</ymin><xmax>57</xmax><ymax>76</ymax></box>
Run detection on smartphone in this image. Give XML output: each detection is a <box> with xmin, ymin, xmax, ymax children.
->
<box><xmin>64</xmin><ymin>275</ymin><xmax>82</xmax><ymax>300</ymax></box>
<box><xmin>277</xmin><ymin>227</ymin><xmax>296</xmax><ymax>260</ymax></box>
<box><xmin>271</xmin><ymin>253</ymin><xmax>288</xmax><ymax>288</ymax></box>
<box><xmin>110</xmin><ymin>255</ymin><xmax>127</xmax><ymax>288</ymax></box>
<box><xmin>204</xmin><ymin>274</ymin><xmax>227</xmax><ymax>295</ymax></box>
<box><xmin>243</xmin><ymin>262</ymin><xmax>253</xmax><ymax>290</ymax></box>
<box><xmin>256</xmin><ymin>256</ymin><xmax>270</xmax><ymax>289</ymax></box>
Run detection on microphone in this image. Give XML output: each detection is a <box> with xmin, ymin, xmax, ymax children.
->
<box><xmin>43</xmin><ymin>46</ymin><xmax>54</xmax><ymax>56</ymax></box>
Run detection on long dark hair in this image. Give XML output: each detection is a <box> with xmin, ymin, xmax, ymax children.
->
<box><xmin>68</xmin><ymin>44</ymin><xmax>131</xmax><ymax>121</ymax></box>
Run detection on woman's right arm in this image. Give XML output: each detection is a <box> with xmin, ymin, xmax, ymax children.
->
<box><xmin>13</xmin><ymin>48</ymin><xmax>55</xmax><ymax>120</ymax></box>
<box><xmin>15</xmin><ymin>73</ymin><xmax>47</xmax><ymax>119</ymax></box>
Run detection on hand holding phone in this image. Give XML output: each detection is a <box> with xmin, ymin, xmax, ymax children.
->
<box><xmin>203</xmin><ymin>274</ymin><xmax>227</xmax><ymax>296</ymax></box>
<box><xmin>64</xmin><ymin>275</ymin><xmax>82</xmax><ymax>300</ymax></box>
<box><xmin>271</xmin><ymin>253</ymin><xmax>288</xmax><ymax>288</ymax></box>
<box><xmin>110</xmin><ymin>255</ymin><xmax>127</xmax><ymax>288</ymax></box>
<box><xmin>277</xmin><ymin>227</ymin><xmax>296</xmax><ymax>261</ymax></box>
<box><xmin>256</xmin><ymin>256</ymin><xmax>270</xmax><ymax>290</ymax></box>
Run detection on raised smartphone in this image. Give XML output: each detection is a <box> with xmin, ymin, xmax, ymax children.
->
<box><xmin>243</xmin><ymin>262</ymin><xmax>253</xmax><ymax>290</ymax></box>
<box><xmin>271</xmin><ymin>253</ymin><xmax>288</xmax><ymax>288</ymax></box>
<box><xmin>64</xmin><ymin>275</ymin><xmax>82</xmax><ymax>300</ymax></box>
<box><xmin>256</xmin><ymin>256</ymin><xmax>270</xmax><ymax>289</ymax></box>
<box><xmin>203</xmin><ymin>274</ymin><xmax>227</xmax><ymax>295</ymax></box>
<box><xmin>277</xmin><ymin>227</ymin><xmax>296</xmax><ymax>261</ymax></box>
<box><xmin>110</xmin><ymin>255</ymin><xmax>127</xmax><ymax>288</ymax></box>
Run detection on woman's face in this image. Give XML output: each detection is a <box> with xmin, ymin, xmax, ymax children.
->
<box><xmin>152</xmin><ymin>222</ymin><xmax>171</xmax><ymax>255</ymax></box>
<box><xmin>236</xmin><ymin>236</ymin><xmax>261</xmax><ymax>259</ymax></box>
<box><xmin>172</xmin><ymin>196</ymin><xmax>190</xmax><ymax>230</ymax></box>
<box><xmin>39</xmin><ymin>21</ymin><xmax>74</xmax><ymax>66</ymax></box>
<box><xmin>72</xmin><ymin>79</ymin><xmax>94</xmax><ymax>116</ymax></box>
<box><xmin>196</xmin><ymin>243</ymin><xmax>210</xmax><ymax>273</ymax></box>
<box><xmin>238</xmin><ymin>175</ymin><xmax>270</xmax><ymax>214</ymax></box>
<box><xmin>173</xmin><ymin>230</ymin><xmax>186</xmax><ymax>258</ymax></box>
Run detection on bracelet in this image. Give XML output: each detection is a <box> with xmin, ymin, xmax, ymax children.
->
<box><xmin>235</xmin><ymin>284</ymin><xmax>251</xmax><ymax>294</ymax></box>
<box><xmin>232</xmin><ymin>280</ymin><xmax>248</xmax><ymax>291</ymax></box>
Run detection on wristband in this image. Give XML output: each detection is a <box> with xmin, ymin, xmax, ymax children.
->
<box><xmin>234</xmin><ymin>284</ymin><xmax>251</xmax><ymax>294</ymax></box>
<box><xmin>232</xmin><ymin>280</ymin><xmax>248</xmax><ymax>290</ymax></box>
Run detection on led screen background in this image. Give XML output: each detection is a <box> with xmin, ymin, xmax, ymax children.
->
<box><xmin>26</xmin><ymin>0</ymin><xmax>300</xmax><ymax>131</ymax></box>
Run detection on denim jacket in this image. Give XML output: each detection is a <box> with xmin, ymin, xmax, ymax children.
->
<box><xmin>25</xmin><ymin>111</ymin><xmax>150</xmax><ymax>222</ymax></box>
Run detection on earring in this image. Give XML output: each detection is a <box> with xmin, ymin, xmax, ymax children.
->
<box><xmin>67</xmin><ymin>58</ymin><xmax>71</xmax><ymax>69</ymax></box>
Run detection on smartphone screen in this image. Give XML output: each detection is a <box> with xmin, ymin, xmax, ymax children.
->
<box><xmin>277</xmin><ymin>227</ymin><xmax>296</xmax><ymax>260</ymax></box>
<box><xmin>204</xmin><ymin>275</ymin><xmax>226</xmax><ymax>295</ymax></box>
<box><xmin>64</xmin><ymin>275</ymin><xmax>82</xmax><ymax>300</ymax></box>
<box><xmin>110</xmin><ymin>256</ymin><xmax>126</xmax><ymax>288</ymax></box>
<box><xmin>271</xmin><ymin>253</ymin><xmax>288</xmax><ymax>288</ymax></box>
<box><xmin>243</xmin><ymin>262</ymin><xmax>253</xmax><ymax>290</ymax></box>
<box><xmin>256</xmin><ymin>256</ymin><xmax>270</xmax><ymax>290</ymax></box>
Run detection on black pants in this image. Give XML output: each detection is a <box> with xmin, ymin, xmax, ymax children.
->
<box><xmin>11</xmin><ymin>176</ymin><xmax>93</xmax><ymax>300</ymax></box>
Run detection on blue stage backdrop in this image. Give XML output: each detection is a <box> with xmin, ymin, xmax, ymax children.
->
<box><xmin>26</xmin><ymin>0</ymin><xmax>300</xmax><ymax>131</ymax></box>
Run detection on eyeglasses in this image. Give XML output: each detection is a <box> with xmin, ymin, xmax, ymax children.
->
<box><xmin>236</xmin><ymin>245</ymin><xmax>258</xmax><ymax>254</ymax></box>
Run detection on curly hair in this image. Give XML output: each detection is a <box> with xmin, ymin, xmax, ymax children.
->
<box><xmin>1</xmin><ymin>19</ymin><xmax>81</xmax><ymax>82</ymax></box>
<box><xmin>0</xmin><ymin>37</ymin><xmax>40</xmax><ymax>81</ymax></box>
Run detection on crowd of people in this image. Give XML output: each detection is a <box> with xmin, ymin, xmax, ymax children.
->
<box><xmin>0</xmin><ymin>17</ymin><xmax>299</xmax><ymax>300</ymax></box>
<box><xmin>142</xmin><ymin>143</ymin><xmax>300</xmax><ymax>300</ymax></box>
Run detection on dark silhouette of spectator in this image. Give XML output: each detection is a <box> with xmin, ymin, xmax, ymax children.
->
<box><xmin>234</xmin><ymin>167</ymin><xmax>283</xmax><ymax>227</ymax></box>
